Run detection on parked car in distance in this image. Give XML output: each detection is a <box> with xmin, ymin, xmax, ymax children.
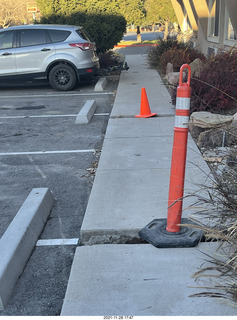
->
<box><xmin>0</xmin><ymin>24</ymin><xmax>100</xmax><ymax>91</ymax></box>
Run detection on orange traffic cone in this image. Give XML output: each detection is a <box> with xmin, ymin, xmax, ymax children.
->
<box><xmin>135</xmin><ymin>87</ymin><xmax>157</xmax><ymax>118</ymax></box>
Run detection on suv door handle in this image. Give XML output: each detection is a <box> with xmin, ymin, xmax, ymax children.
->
<box><xmin>41</xmin><ymin>48</ymin><xmax>51</xmax><ymax>52</ymax></box>
<box><xmin>2</xmin><ymin>52</ymin><xmax>12</xmax><ymax>56</ymax></box>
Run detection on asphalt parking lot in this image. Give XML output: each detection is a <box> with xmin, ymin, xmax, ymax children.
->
<box><xmin>0</xmin><ymin>75</ymin><xmax>119</xmax><ymax>315</ymax></box>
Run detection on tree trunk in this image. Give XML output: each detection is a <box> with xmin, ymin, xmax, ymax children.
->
<box><xmin>164</xmin><ymin>20</ymin><xmax>169</xmax><ymax>40</ymax></box>
<box><xmin>137</xmin><ymin>26</ymin><xmax>141</xmax><ymax>42</ymax></box>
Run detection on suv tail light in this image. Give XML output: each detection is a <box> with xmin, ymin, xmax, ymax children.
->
<box><xmin>69</xmin><ymin>43</ymin><xmax>94</xmax><ymax>51</ymax></box>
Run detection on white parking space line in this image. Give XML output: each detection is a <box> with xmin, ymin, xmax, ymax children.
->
<box><xmin>1</xmin><ymin>92</ymin><xmax>114</xmax><ymax>99</ymax></box>
<box><xmin>0</xmin><ymin>149</ymin><xmax>95</xmax><ymax>156</ymax></box>
<box><xmin>0</xmin><ymin>113</ymin><xmax>109</xmax><ymax>119</ymax></box>
<box><xmin>36</xmin><ymin>238</ymin><xmax>79</xmax><ymax>246</ymax></box>
<box><xmin>0</xmin><ymin>114</ymin><xmax>77</xmax><ymax>119</ymax></box>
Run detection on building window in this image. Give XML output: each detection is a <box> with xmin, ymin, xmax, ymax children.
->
<box><xmin>224</xmin><ymin>8</ymin><xmax>237</xmax><ymax>46</ymax></box>
<box><xmin>227</xmin><ymin>18</ymin><xmax>236</xmax><ymax>40</ymax></box>
<box><xmin>208</xmin><ymin>0</ymin><xmax>220</xmax><ymax>39</ymax></box>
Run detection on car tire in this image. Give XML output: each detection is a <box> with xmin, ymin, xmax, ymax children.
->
<box><xmin>49</xmin><ymin>64</ymin><xmax>77</xmax><ymax>91</ymax></box>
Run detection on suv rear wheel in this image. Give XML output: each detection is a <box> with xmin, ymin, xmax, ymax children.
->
<box><xmin>49</xmin><ymin>64</ymin><xmax>77</xmax><ymax>91</ymax></box>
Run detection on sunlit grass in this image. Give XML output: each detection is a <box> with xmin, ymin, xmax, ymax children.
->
<box><xmin>116</xmin><ymin>39</ymin><xmax>159</xmax><ymax>46</ymax></box>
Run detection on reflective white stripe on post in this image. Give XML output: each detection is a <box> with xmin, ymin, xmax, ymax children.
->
<box><xmin>176</xmin><ymin>97</ymin><xmax>190</xmax><ymax>110</ymax></box>
<box><xmin>175</xmin><ymin>115</ymin><xmax>189</xmax><ymax>128</ymax></box>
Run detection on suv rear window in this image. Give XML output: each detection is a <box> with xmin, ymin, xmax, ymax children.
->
<box><xmin>19</xmin><ymin>29</ymin><xmax>48</xmax><ymax>47</ymax></box>
<box><xmin>48</xmin><ymin>30</ymin><xmax>71</xmax><ymax>43</ymax></box>
<box><xmin>76</xmin><ymin>29</ymin><xmax>93</xmax><ymax>42</ymax></box>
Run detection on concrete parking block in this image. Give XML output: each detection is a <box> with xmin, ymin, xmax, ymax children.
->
<box><xmin>0</xmin><ymin>188</ymin><xmax>54</xmax><ymax>310</ymax></box>
<box><xmin>75</xmin><ymin>100</ymin><xmax>97</xmax><ymax>124</ymax></box>
<box><xmin>94</xmin><ymin>77</ymin><xmax>107</xmax><ymax>91</ymax></box>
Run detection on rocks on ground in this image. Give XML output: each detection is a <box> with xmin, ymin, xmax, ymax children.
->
<box><xmin>165</xmin><ymin>58</ymin><xmax>203</xmax><ymax>86</ymax></box>
<box><xmin>189</xmin><ymin>111</ymin><xmax>237</xmax><ymax>177</ymax></box>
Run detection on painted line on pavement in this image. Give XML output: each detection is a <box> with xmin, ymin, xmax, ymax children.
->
<box><xmin>0</xmin><ymin>149</ymin><xmax>95</xmax><ymax>156</ymax></box>
<box><xmin>1</xmin><ymin>92</ymin><xmax>114</xmax><ymax>99</ymax></box>
<box><xmin>0</xmin><ymin>114</ymin><xmax>77</xmax><ymax>119</ymax></box>
<box><xmin>36</xmin><ymin>238</ymin><xmax>79</xmax><ymax>246</ymax></box>
<box><xmin>0</xmin><ymin>113</ymin><xmax>109</xmax><ymax>119</ymax></box>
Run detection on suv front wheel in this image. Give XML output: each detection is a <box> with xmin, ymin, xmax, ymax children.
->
<box><xmin>49</xmin><ymin>64</ymin><xmax>77</xmax><ymax>91</ymax></box>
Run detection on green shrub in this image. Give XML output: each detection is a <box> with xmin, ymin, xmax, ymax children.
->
<box><xmin>40</xmin><ymin>12</ymin><xmax>126</xmax><ymax>53</ymax></box>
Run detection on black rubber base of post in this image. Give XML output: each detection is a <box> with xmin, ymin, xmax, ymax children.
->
<box><xmin>138</xmin><ymin>218</ymin><xmax>203</xmax><ymax>248</ymax></box>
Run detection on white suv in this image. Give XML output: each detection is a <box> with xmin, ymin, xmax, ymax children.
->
<box><xmin>0</xmin><ymin>24</ymin><xmax>100</xmax><ymax>91</ymax></box>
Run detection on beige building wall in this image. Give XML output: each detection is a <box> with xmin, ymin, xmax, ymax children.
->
<box><xmin>171</xmin><ymin>0</ymin><xmax>237</xmax><ymax>56</ymax></box>
<box><xmin>170</xmin><ymin>0</ymin><xmax>190</xmax><ymax>33</ymax></box>
<box><xmin>192</xmin><ymin>0</ymin><xmax>209</xmax><ymax>54</ymax></box>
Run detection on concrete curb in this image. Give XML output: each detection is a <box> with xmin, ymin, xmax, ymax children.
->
<box><xmin>94</xmin><ymin>78</ymin><xmax>107</xmax><ymax>92</ymax></box>
<box><xmin>0</xmin><ymin>188</ymin><xmax>54</xmax><ymax>310</ymax></box>
<box><xmin>75</xmin><ymin>100</ymin><xmax>97</xmax><ymax>124</ymax></box>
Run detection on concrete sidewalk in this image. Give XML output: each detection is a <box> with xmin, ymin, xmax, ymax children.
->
<box><xmin>61</xmin><ymin>54</ymin><xmax>236</xmax><ymax>316</ymax></box>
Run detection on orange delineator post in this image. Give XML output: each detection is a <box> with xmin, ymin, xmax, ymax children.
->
<box><xmin>138</xmin><ymin>63</ymin><xmax>203</xmax><ymax>247</ymax></box>
<box><xmin>166</xmin><ymin>64</ymin><xmax>191</xmax><ymax>233</ymax></box>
